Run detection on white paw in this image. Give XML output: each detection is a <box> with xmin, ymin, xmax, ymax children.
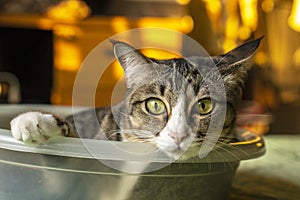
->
<box><xmin>10</xmin><ymin>112</ymin><xmax>69</xmax><ymax>145</ymax></box>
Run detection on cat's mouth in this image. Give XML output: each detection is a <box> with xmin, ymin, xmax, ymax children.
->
<box><xmin>164</xmin><ymin>148</ymin><xmax>185</xmax><ymax>159</ymax></box>
<box><xmin>159</xmin><ymin>142</ymin><xmax>193</xmax><ymax>159</ymax></box>
<box><xmin>161</xmin><ymin>137</ymin><xmax>209</xmax><ymax>159</ymax></box>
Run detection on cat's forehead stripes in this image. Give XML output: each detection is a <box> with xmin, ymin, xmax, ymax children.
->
<box><xmin>152</xmin><ymin>59</ymin><xmax>205</xmax><ymax>95</ymax></box>
<box><xmin>159</xmin><ymin>85</ymin><xmax>166</xmax><ymax>96</ymax></box>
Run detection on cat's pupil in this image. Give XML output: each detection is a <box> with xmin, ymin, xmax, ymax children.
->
<box><xmin>200</xmin><ymin>103</ymin><xmax>205</xmax><ymax>110</ymax></box>
<box><xmin>154</xmin><ymin>102</ymin><xmax>159</xmax><ymax>110</ymax></box>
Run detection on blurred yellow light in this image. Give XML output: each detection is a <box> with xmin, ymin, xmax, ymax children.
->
<box><xmin>222</xmin><ymin>0</ymin><xmax>239</xmax><ymax>52</ymax></box>
<box><xmin>239</xmin><ymin>0</ymin><xmax>258</xmax><ymax>31</ymax></box>
<box><xmin>180</xmin><ymin>15</ymin><xmax>194</xmax><ymax>33</ymax></box>
<box><xmin>47</xmin><ymin>0</ymin><xmax>91</xmax><ymax>22</ymax></box>
<box><xmin>54</xmin><ymin>24</ymin><xmax>82</xmax><ymax>40</ymax></box>
<box><xmin>288</xmin><ymin>0</ymin><xmax>300</xmax><ymax>32</ymax></box>
<box><xmin>137</xmin><ymin>16</ymin><xmax>194</xmax><ymax>34</ymax></box>
<box><xmin>239</xmin><ymin>26</ymin><xmax>252</xmax><ymax>40</ymax></box>
<box><xmin>53</xmin><ymin>24</ymin><xmax>82</xmax><ymax>71</ymax></box>
<box><xmin>112</xmin><ymin>61</ymin><xmax>125</xmax><ymax>80</ymax></box>
<box><xmin>140</xmin><ymin>29</ymin><xmax>183</xmax><ymax>56</ymax></box>
<box><xmin>223</xmin><ymin>38</ymin><xmax>237</xmax><ymax>53</ymax></box>
<box><xmin>293</xmin><ymin>48</ymin><xmax>300</xmax><ymax>68</ymax></box>
<box><xmin>142</xmin><ymin>48</ymin><xmax>180</xmax><ymax>59</ymax></box>
<box><xmin>203</xmin><ymin>0</ymin><xmax>222</xmax><ymax>32</ymax></box>
<box><xmin>256</xmin><ymin>142</ymin><xmax>263</xmax><ymax>147</ymax></box>
<box><xmin>255</xmin><ymin>51</ymin><xmax>268</xmax><ymax>66</ymax></box>
<box><xmin>112</xmin><ymin>17</ymin><xmax>129</xmax><ymax>33</ymax></box>
<box><xmin>262</xmin><ymin>0</ymin><xmax>274</xmax><ymax>13</ymax></box>
<box><xmin>55</xmin><ymin>41</ymin><xmax>81</xmax><ymax>71</ymax></box>
<box><xmin>37</xmin><ymin>18</ymin><xmax>53</xmax><ymax>30</ymax></box>
<box><xmin>176</xmin><ymin>0</ymin><xmax>191</xmax><ymax>5</ymax></box>
<box><xmin>51</xmin><ymin>93</ymin><xmax>63</xmax><ymax>105</ymax></box>
<box><xmin>204</xmin><ymin>0</ymin><xmax>222</xmax><ymax>16</ymax></box>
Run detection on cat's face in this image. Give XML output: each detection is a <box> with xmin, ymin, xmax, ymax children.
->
<box><xmin>112</xmin><ymin>38</ymin><xmax>261</xmax><ymax>158</ymax></box>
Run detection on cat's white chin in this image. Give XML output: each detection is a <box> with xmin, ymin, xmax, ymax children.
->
<box><xmin>156</xmin><ymin>142</ymin><xmax>189</xmax><ymax>159</ymax></box>
<box><xmin>163</xmin><ymin>148</ymin><xmax>186</xmax><ymax>160</ymax></box>
<box><xmin>156</xmin><ymin>134</ymin><xmax>194</xmax><ymax>159</ymax></box>
<box><xmin>156</xmin><ymin>137</ymin><xmax>193</xmax><ymax>160</ymax></box>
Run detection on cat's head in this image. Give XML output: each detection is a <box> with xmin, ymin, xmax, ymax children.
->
<box><xmin>112</xmin><ymin>38</ymin><xmax>261</xmax><ymax>158</ymax></box>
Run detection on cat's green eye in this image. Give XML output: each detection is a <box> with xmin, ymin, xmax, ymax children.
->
<box><xmin>145</xmin><ymin>98</ymin><xmax>166</xmax><ymax>115</ymax></box>
<box><xmin>198</xmin><ymin>98</ymin><xmax>213</xmax><ymax>115</ymax></box>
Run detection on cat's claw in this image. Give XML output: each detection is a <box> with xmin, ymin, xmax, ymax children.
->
<box><xmin>10</xmin><ymin>112</ymin><xmax>69</xmax><ymax>145</ymax></box>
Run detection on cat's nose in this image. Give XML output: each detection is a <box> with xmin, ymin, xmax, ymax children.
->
<box><xmin>169</xmin><ymin>132</ymin><xmax>187</xmax><ymax>145</ymax></box>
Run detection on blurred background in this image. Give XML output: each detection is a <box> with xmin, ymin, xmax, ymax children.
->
<box><xmin>0</xmin><ymin>0</ymin><xmax>299</xmax><ymax>135</ymax></box>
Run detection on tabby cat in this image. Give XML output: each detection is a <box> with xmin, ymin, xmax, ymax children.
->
<box><xmin>10</xmin><ymin>38</ymin><xmax>261</xmax><ymax>159</ymax></box>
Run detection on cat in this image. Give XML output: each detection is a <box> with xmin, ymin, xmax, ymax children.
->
<box><xmin>10</xmin><ymin>37</ymin><xmax>262</xmax><ymax>159</ymax></box>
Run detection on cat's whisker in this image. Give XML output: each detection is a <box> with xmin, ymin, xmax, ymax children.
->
<box><xmin>196</xmin><ymin>136</ymin><xmax>249</xmax><ymax>163</ymax></box>
<box><xmin>103</xmin><ymin>130</ymin><xmax>122</xmax><ymax>140</ymax></box>
<box><xmin>120</xmin><ymin>129</ymin><xmax>156</xmax><ymax>143</ymax></box>
<box><xmin>217</xmin><ymin>140</ymin><xmax>251</xmax><ymax>157</ymax></box>
<box><xmin>105</xmin><ymin>133</ymin><xmax>120</xmax><ymax>140</ymax></box>
<box><xmin>208</xmin><ymin>148</ymin><xmax>235</xmax><ymax>171</ymax></box>
<box><xmin>213</xmin><ymin>143</ymin><xmax>244</xmax><ymax>163</ymax></box>
<box><xmin>215</xmin><ymin>148</ymin><xmax>240</xmax><ymax>171</ymax></box>
<box><xmin>203</xmin><ymin>150</ymin><xmax>219</xmax><ymax>171</ymax></box>
<box><xmin>146</xmin><ymin>148</ymin><xmax>165</xmax><ymax>163</ymax></box>
<box><xmin>115</xmin><ymin>110</ymin><xmax>131</xmax><ymax>118</ymax></box>
<box><xmin>214</xmin><ymin>52</ymin><xmax>231</xmax><ymax>66</ymax></box>
<box><xmin>103</xmin><ymin>129</ymin><xmax>121</xmax><ymax>134</ymax></box>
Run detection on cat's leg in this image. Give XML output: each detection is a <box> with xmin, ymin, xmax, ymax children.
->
<box><xmin>10</xmin><ymin>112</ymin><xmax>69</xmax><ymax>145</ymax></box>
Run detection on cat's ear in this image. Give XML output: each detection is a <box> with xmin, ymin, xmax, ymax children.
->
<box><xmin>112</xmin><ymin>40</ymin><xmax>150</xmax><ymax>71</ymax></box>
<box><xmin>214</xmin><ymin>37</ymin><xmax>262</xmax><ymax>68</ymax></box>
<box><xmin>214</xmin><ymin>37</ymin><xmax>262</xmax><ymax>82</ymax></box>
<box><xmin>212</xmin><ymin>37</ymin><xmax>262</xmax><ymax>106</ymax></box>
<box><xmin>112</xmin><ymin>40</ymin><xmax>152</xmax><ymax>88</ymax></box>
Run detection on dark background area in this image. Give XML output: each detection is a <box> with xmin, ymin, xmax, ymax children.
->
<box><xmin>0</xmin><ymin>27</ymin><xmax>53</xmax><ymax>103</ymax></box>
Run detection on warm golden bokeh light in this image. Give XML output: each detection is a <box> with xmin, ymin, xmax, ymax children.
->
<box><xmin>180</xmin><ymin>15</ymin><xmax>195</xmax><ymax>34</ymax></box>
<box><xmin>54</xmin><ymin>24</ymin><xmax>82</xmax><ymax>40</ymax></box>
<box><xmin>238</xmin><ymin>26</ymin><xmax>252</xmax><ymax>40</ymax></box>
<box><xmin>293</xmin><ymin>48</ymin><xmax>300</xmax><ymax>68</ymax></box>
<box><xmin>255</xmin><ymin>51</ymin><xmax>269</xmax><ymax>66</ymax></box>
<box><xmin>46</xmin><ymin>0</ymin><xmax>91</xmax><ymax>22</ymax></box>
<box><xmin>142</xmin><ymin>48</ymin><xmax>181</xmax><ymax>59</ymax></box>
<box><xmin>203</xmin><ymin>0</ymin><xmax>259</xmax><ymax>52</ymax></box>
<box><xmin>37</xmin><ymin>18</ymin><xmax>53</xmax><ymax>30</ymax></box>
<box><xmin>261</xmin><ymin>0</ymin><xmax>275</xmax><ymax>13</ymax></box>
<box><xmin>137</xmin><ymin>16</ymin><xmax>194</xmax><ymax>34</ymax></box>
<box><xmin>223</xmin><ymin>0</ymin><xmax>239</xmax><ymax>52</ymax></box>
<box><xmin>112</xmin><ymin>17</ymin><xmax>130</xmax><ymax>33</ymax></box>
<box><xmin>256</xmin><ymin>142</ymin><xmax>263</xmax><ymax>147</ymax></box>
<box><xmin>224</xmin><ymin>0</ymin><xmax>238</xmax><ymax>51</ymax></box>
<box><xmin>49</xmin><ymin>14</ymin><xmax>193</xmax><ymax>105</ymax></box>
<box><xmin>54</xmin><ymin>25</ymin><xmax>82</xmax><ymax>71</ymax></box>
<box><xmin>176</xmin><ymin>0</ymin><xmax>191</xmax><ymax>6</ymax></box>
<box><xmin>55</xmin><ymin>42</ymin><xmax>82</xmax><ymax>71</ymax></box>
<box><xmin>0</xmin><ymin>84</ymin><xmax>3</xmax><ymax>96</ymax></box>
<box><xmin>204</xmin><ymin>0</ymin><xmax>222</xmax><ymax>16</ymax></box>
<box><xmin>112</xmin><ymin>61</ymin><xmax>124</xmax><ymax>80</ymax></box>
<box><xmin>239</xmin><ymin>0</ymin><xmax>258</xmax><ymax>31</ymax></box>
<box><xmin>289</xmin><ymin>0</ymin><xmax>300</xmax><ymax>32</ymax></box>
